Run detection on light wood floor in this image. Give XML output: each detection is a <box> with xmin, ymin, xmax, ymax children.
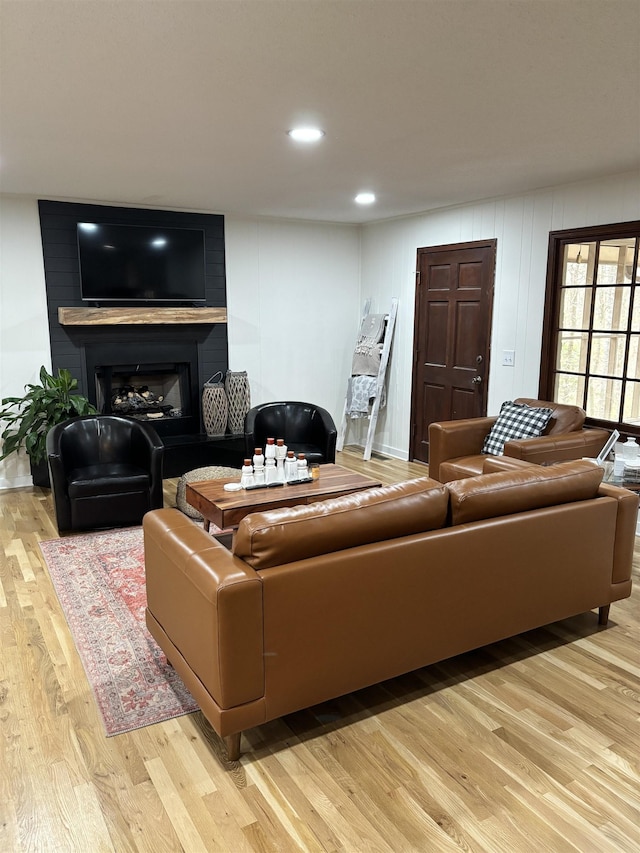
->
<box><xmin>1</xmin><ymin>447</ymin><xmax>638</xmax><ymax>852</ymax></box>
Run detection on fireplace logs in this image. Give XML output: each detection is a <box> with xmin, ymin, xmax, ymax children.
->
<box><xmin>111</xmin><ymin>385</ymin><xmax>173</xmax><ymax>418</ymax></box>
<box><xmin>89</xmin><ymin>351</ymin><xmax>198</xmax><ymax>435</ymax></box>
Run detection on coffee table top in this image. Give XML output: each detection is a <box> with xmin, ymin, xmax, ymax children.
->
<box><xmin>185</xmin><ymin>463</ymin><xmax>382</xmax><ymax>529</ymax></box>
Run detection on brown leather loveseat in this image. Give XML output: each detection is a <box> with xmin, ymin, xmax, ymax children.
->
<box><xmin>143</xmin><ymin>460</ymin><xmax>635</xmax><ymax>763</ymax></box>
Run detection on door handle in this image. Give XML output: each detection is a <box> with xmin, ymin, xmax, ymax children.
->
<box><xmin>472</xmin><ymin>376</ymin><xmax>482</xmax><ymax>384</ymax></box>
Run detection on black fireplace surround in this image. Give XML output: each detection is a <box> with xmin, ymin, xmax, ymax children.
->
<box><xmin>39</xmin><ymin>200</ymin><xmax>243</xmax><ymax>476</ymax></box>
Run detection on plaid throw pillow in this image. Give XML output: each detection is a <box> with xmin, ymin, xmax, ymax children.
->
<box><xmin>482</xmin><ymin>401</ymin><xmax>554</xmax><ymax>456</ymax></box>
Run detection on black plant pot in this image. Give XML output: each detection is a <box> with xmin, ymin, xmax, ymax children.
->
<box><xmin>30</xmin><ymin>457</ymin><xmax>50</xmax><ymax>489</ymax></box>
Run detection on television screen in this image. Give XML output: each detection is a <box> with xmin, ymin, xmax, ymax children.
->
<box><xmin>77</xmin><ymin>222</ymin><xmax>206</xmax><ymax>304</ymax></box>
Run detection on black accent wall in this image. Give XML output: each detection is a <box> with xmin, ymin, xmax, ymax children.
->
<box><xmin>38</xmin><ymin>199</ymin><xmax>228</xmax><ymax>433</ymax></box>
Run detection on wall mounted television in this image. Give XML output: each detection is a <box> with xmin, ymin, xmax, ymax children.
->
<box><xmin>77</xmin><ymin>222</ymin><xmax>207</xmax><ymax>304</ymax></box>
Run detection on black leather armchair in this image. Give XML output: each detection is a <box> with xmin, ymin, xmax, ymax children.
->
<box><xmin>244</xmin><ymin>401</ymin><xmax>337</xmax><ymax>464</ymax></box>
<box><xmin>47</xmin><ymin>414</ymin><xmax>164</xmax><ymax>532</ymax></box>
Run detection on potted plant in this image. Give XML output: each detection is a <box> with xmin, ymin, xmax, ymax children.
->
<box><xmin>0</xmin><ymin>365</ymin><xmax>97</xmax><ymax>487</ymax></box>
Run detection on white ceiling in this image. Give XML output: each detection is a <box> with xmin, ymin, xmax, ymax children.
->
<box><xmin>1</xmin><ymin>0</ymin><xmax>639</xmax><ymax>224</ymax></box>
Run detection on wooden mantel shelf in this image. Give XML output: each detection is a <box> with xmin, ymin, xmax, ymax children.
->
<box><xmin>58</xmin><ymin>307</ymin><xmax>227</xmax><ymax>326</ymax></box>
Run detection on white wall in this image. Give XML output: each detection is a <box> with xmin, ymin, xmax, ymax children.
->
<box><xmin>0</xmin><ymin>195</ymin><xmax>50</xmax><ymax>488</ymax></box>
<box><xmin>225</xmin><ymin>216</ymin><xmax>361</xmax><ymax>420</ymax></box>
<box><xmin>360</xmin><ymin>171</ymin><xmax>640</xmax><ymax>460</ymax></box>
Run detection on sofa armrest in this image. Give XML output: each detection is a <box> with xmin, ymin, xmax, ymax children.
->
<box><xmin>596</xmin><ymin>482</ymin><xmax>637</xmax><ymax>586</ymax></box>
<box><xmin>504</xmin><ymin>428</ymin><xmax>610</xmax><ymax>465</ymax></box>
<box><xmin>143</xmin><ymin>508</ymin><xmax>264</xmax><ymax>709</ymax></box>
<box><xmin>428</xmin><ymin>417</ymin><xmax>496</xmax><ymax>481</ymax></box>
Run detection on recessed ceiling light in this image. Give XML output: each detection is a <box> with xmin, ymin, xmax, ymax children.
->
<box><xmin>355</xmin><ymin>192</ymin><xmax>376</xmax><ymax>205</ymax></box>
<box><xmin>288</xmin><ymin>127</ymin><xmax>325</xmax><ymax>142</ymax></box>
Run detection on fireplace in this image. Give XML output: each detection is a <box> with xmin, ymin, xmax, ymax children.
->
<box><xmin>85</xmin><ymin>342</ymin><xmax>201</xmax><ymax>437</ymax></box>
<box><xmin>97</xmin><ymin>362</ymin><xmax>190</xmax><ymax>417</ymax></box>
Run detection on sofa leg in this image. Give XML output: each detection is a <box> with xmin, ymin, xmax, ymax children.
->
<box><xmin>224</xmin><ymin>732</ymin><xmax>241</xmax><ymax>761</ymax></box>
<box><xmin>598</xmin><ymin>604</ymin><xmax>610</xmax><ymax>626</ymax></box>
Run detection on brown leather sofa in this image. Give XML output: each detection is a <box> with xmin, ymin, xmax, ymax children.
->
<box><xmin>143</xmin><ymin>460</ymin><xmax>635</xmax><ymax>763</ymax></box>
<box><xmin>428</xmin><ymin>397</ymin><xmax>611</xmax><ymax>483</ymax></box>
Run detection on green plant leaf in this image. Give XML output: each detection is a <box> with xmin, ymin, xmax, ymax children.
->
<box><xmin>0</xmin><ymin>366</ymin><xmax>97</xmax><ymax>464</ymax></box>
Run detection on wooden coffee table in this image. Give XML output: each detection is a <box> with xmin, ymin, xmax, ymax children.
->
<box><xmin>185</xmin><ymin>463</ymin><xmax>382</xmax><ymax>531</ymax></box>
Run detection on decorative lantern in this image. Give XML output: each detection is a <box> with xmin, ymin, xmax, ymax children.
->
<box><xmin>225</xmin><ymin>370</ymin><xmax>251</xmax><ymax>434</ymax></box>
<box><xmin>202</xmin><ymin>372</ymin><xmax>228</xmax><ymax>436</ymax></box>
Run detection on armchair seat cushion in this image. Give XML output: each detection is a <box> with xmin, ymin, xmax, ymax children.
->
<box><xmin>67</xmin><ymin>464</ymin><xmax>151</xmax><ymax>498</ymax></box>
<box><xmin>439</xmin><ymin>456</ymin><xmax>486</xmax><ymax>482</ymax></box>
<box><xmin>281</xmin><ymin>442</ymin><xmax>326</xmax><ymax>463</ymax></box>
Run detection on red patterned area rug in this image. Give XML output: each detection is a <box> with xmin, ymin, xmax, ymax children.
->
<box><xmin>39</xmin><ymin>527</ymin><xmax>198</xmax><ymax>736</ymax></box>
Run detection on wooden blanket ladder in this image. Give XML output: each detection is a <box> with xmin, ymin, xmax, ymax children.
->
<box><xmin>337</xmin><ymin>297</ymin><xmax>398</xmax><ymax>460</ymax></box>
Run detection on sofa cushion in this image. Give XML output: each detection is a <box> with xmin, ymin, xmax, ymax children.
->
<box><xmin>448</xmin><ymin>460</ymin><xmax>604</xmax><ymax>525</ymax></box>
<box><xmin>233</xmin><ymin>477</ymin><xmax>448</xmax><ymax>569</ymax></box>
<box><xmin>482</xmin><ymin>400</ymin><xmax>554</xmax><ymax>456</ymax></box>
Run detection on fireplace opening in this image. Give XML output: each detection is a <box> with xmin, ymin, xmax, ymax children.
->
<box><xmin>85</xmin><ymin>340</ymin><xmax>205</xmax><ymax>438</ymax></box>
<box><xmin>95</xmin><ymin>362</ymin><xmax>193</xmax><ymax>429</ymax></box>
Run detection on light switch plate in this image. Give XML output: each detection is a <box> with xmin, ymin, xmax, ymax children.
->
<box><xmin>502</xmin><ymin>349</ymin><xmax>515</xmax><ymax>366</ymax></box>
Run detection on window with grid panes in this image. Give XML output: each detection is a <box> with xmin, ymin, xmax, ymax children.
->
<box><xmin>540</xmin><ymin>221</ymin><xmax>640</xmax><ymax>434</ymax></box>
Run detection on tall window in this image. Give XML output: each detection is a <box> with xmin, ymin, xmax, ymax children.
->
<box><xmin>540</xmin><ymin>221</ymin><xmax>640</xmax><ymax>434</ymax></box>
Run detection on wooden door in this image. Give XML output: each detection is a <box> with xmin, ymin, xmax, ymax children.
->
<box><xmin>410</xmin><ymin>239</ymin><xmax>496</xmax><ymax>463</ymax></box>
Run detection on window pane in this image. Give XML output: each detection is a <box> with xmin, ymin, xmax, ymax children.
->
<box><xmin>623</xmin><ymin>381</ymin><xmax>640</xmax><ymax>424</ymax></box>
<box><xmin>563</xmin><ymin>243</ymin><xmax>595</xmax><ymax>285</ymax></box>
<box><xmin>556</xmin><ymin>331</ymin><xmax>588</xmax><ymax>373</ymax></box>
<box><xmin>631</xmin><ymin>295</ymin><xmax>640</xmax><ymax>331</ymax></box>
<box><xmin>627</xmin><ymin>335</ymin><xmax>640</xmax><ymax>380</ymax></box>
<box><xmin>554</xmin><ymin>373</ymin><xmax>585</xmax><ymax>408</ymax></box>
<box><xmin>559</xmin><ymin>287</ymin><xmax>591</xmax><ymax>330</ymax></box>
<box><xmin>586</xmin><ymin>377</ymin><xmax>622</xmax><ymax>420</ymax></box>
<box><xmin>592</xmin><ymin>286</ymin><xmax>630</xmax><ymax>331</ymax></box>
<box><xmin>596</xmin><ymin>238</ymin><xmax>637</xmax><ymax>285</ymax></box>
<box><xmin>590</xmin><ymin>333</ymin><xmax>626</xmax><ymax>377</ymax></box>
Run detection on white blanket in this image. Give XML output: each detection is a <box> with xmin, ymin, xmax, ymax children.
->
<box><xmin>346</xmin><ymin>375</ymin><xmax>386</xmax><ymax>418</ymax></box>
